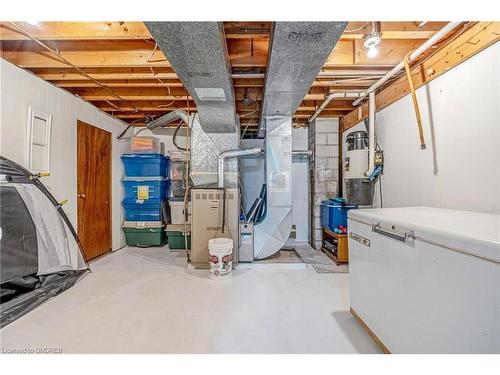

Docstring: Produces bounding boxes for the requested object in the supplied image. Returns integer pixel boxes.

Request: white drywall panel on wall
[0,58,131,250]
[342,42,500,214]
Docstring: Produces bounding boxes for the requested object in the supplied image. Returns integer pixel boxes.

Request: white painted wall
[0,58,132,250]
[342,42,500,214]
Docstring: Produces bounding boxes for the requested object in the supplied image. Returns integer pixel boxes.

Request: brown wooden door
[77,120,112,260]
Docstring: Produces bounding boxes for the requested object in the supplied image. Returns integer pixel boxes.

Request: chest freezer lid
[348,207,500,263]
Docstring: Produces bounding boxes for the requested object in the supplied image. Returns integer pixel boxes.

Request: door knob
[78,193,86,198]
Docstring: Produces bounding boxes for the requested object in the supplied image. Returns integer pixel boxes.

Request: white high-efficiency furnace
[348,207,500,353]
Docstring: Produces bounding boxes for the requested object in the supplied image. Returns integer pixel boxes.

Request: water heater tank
[344,131,374,206]
[344,131,369,179]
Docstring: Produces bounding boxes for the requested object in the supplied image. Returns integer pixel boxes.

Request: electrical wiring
[239,98,259,118]
[343,23,370,33]
[241,121,258,139]
[149,66,167,85]
[156,100,176,108]
[172,92,193,152]
[104,99,123,111]
[172,120,188,151]
[7,22,140,114]
[240,91,260,138]
[116,118,143,140]
[145,42,168,63]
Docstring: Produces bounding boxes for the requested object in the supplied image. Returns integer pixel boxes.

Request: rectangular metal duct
[252,22,347,258]
[258,22,347,137]
[145,22,237,134]
[190,115,240,187]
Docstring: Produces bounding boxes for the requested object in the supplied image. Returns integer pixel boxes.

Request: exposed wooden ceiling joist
[340,22,500,131]
[340,22,449,40]
[0,49,169,68]
[1,21,483,134]
[223,22,272,39]
[0,22,152,40]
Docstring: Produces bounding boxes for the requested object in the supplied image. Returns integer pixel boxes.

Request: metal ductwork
[253,116,292,259]
[145,22,240,187]
[258,22,347,137]
[218,148,263,188]
[146,110,189,131]
[145,22,238,134]
[254,22,347,259]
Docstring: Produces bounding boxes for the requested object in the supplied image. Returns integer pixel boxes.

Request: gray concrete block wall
[309,118,340,250]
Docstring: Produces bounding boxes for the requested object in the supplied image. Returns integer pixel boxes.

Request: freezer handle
[371,223,413,243]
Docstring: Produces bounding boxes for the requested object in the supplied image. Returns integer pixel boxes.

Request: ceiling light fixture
[363,22,381,58]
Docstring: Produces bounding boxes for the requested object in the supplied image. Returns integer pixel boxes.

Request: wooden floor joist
[0,22,152,40]
[340,22,500,132]
[3,21,497,130]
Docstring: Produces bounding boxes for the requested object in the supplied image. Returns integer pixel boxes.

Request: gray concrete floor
[0,245,381,354]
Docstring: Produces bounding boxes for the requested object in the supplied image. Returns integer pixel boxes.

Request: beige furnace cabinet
[190,188,240,268]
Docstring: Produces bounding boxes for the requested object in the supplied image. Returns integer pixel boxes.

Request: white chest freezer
[348,207,500,353]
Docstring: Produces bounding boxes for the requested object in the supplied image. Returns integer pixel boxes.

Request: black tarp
[0,271,85,328]
[0,185,38,284]
[0,156,89,328]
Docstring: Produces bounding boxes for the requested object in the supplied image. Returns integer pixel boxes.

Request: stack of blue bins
[320,197,357,232]
[121,154,170,222]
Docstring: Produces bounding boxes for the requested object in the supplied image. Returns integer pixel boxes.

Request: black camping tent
[0,156,90,328]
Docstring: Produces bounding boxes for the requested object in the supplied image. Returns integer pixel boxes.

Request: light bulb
[367,45,378,58]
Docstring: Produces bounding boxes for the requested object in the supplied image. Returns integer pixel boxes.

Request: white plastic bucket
[208,238,233,280]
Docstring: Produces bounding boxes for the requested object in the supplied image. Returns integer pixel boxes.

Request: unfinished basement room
[0,1,499,371]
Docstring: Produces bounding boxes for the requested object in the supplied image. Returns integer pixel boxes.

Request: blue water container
[320,199,357,230]
[122,177,170,200]
[122,199,163,221]
[121,154,170,177]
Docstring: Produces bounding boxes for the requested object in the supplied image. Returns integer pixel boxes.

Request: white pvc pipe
[352,22,461,106]
[308,91,365,123]
[366,92,376,176]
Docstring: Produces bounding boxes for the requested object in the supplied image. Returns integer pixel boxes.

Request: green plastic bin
[166,224,191,250]
[123,221,166,247]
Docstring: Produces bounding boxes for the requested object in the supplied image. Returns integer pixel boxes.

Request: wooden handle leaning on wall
[404,52,426,150]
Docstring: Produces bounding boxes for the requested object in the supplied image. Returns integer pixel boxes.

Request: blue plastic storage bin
[122,177,170,200]
[122,199,164,221]
[320,200,357,231]
[121,153,169,177]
